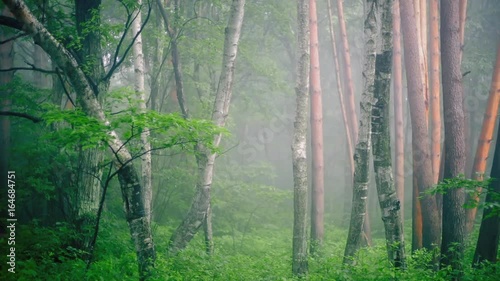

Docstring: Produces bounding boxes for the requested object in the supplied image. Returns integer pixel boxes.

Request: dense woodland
[0,0,499,280]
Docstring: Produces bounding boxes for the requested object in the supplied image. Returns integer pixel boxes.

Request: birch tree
[371,0,405,268]
[132,0,152,223]
[343,0,377,265]
[167,0,246,256]
[292,0,309,275]
[0,1,156,278]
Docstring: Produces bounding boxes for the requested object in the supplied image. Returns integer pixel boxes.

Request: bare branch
[0,111,43,123]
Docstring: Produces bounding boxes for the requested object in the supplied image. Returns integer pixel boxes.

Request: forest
[0,0,499,280]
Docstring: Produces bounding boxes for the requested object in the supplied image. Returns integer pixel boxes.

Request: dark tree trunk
[440,0,467,278]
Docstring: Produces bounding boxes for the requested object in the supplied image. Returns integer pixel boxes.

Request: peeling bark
[343,0,377,265]
[371,0,405,268]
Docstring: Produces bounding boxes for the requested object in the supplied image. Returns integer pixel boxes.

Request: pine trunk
[400,0,441,251]
[466,44,500,234]
[343,0,378,265]
[473,112,500,266]
[292,0,309,276]
[440,0,467,277]
[430,0,442,185]
[309,0,324,253]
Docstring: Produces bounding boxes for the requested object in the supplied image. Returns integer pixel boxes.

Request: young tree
[371,0,406,268]
[400,0,441,251]
[292,0,309,275]
[167,0,246,256]
[326,0,354,200]
[344,0,378,265]
[309,0,325,253]
[1,1,156,278]
[440,0,467,276]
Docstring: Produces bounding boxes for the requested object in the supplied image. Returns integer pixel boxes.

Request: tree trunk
[309,0,324,254]
[392,0,405,224]
[440,0,467,277]
[327,0,356,233]
[1,1,157,278]
[343,0,377,265]
[167,0,245,256]
[0,7,14,213]
[466,43,500,234]
[292,0,309,275]
[74,0,105,254]
[400,0,441,251]
[430,0,442,186]
[371,0,406,268]
[132,0,152,223]
[473,111,500,266]
[458,0,467,63]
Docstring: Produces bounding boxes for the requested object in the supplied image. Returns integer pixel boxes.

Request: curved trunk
[167,0,245,256]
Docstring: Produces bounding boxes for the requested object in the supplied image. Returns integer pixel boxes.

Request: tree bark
[430,0,442,186]
[292,0,309,275]
[392,0,405,224]
[473,109,500,266]
[1,1,156,278]
[400,0,441,251]
[74,0,105,254]
[132,0,152,223]
[466,43,500,234]
[167,0,245,256]
[440,0,467,277]
[343,0,377,265]
[458,0,467,63]
[309,0,324,253]
[371,0,406,268]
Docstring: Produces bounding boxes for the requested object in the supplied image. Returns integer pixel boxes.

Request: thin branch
[102,1,152,83]
[0,111,43,123]
[0,66,57,74]
[0,32,27,44]
[55,69,75,108]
